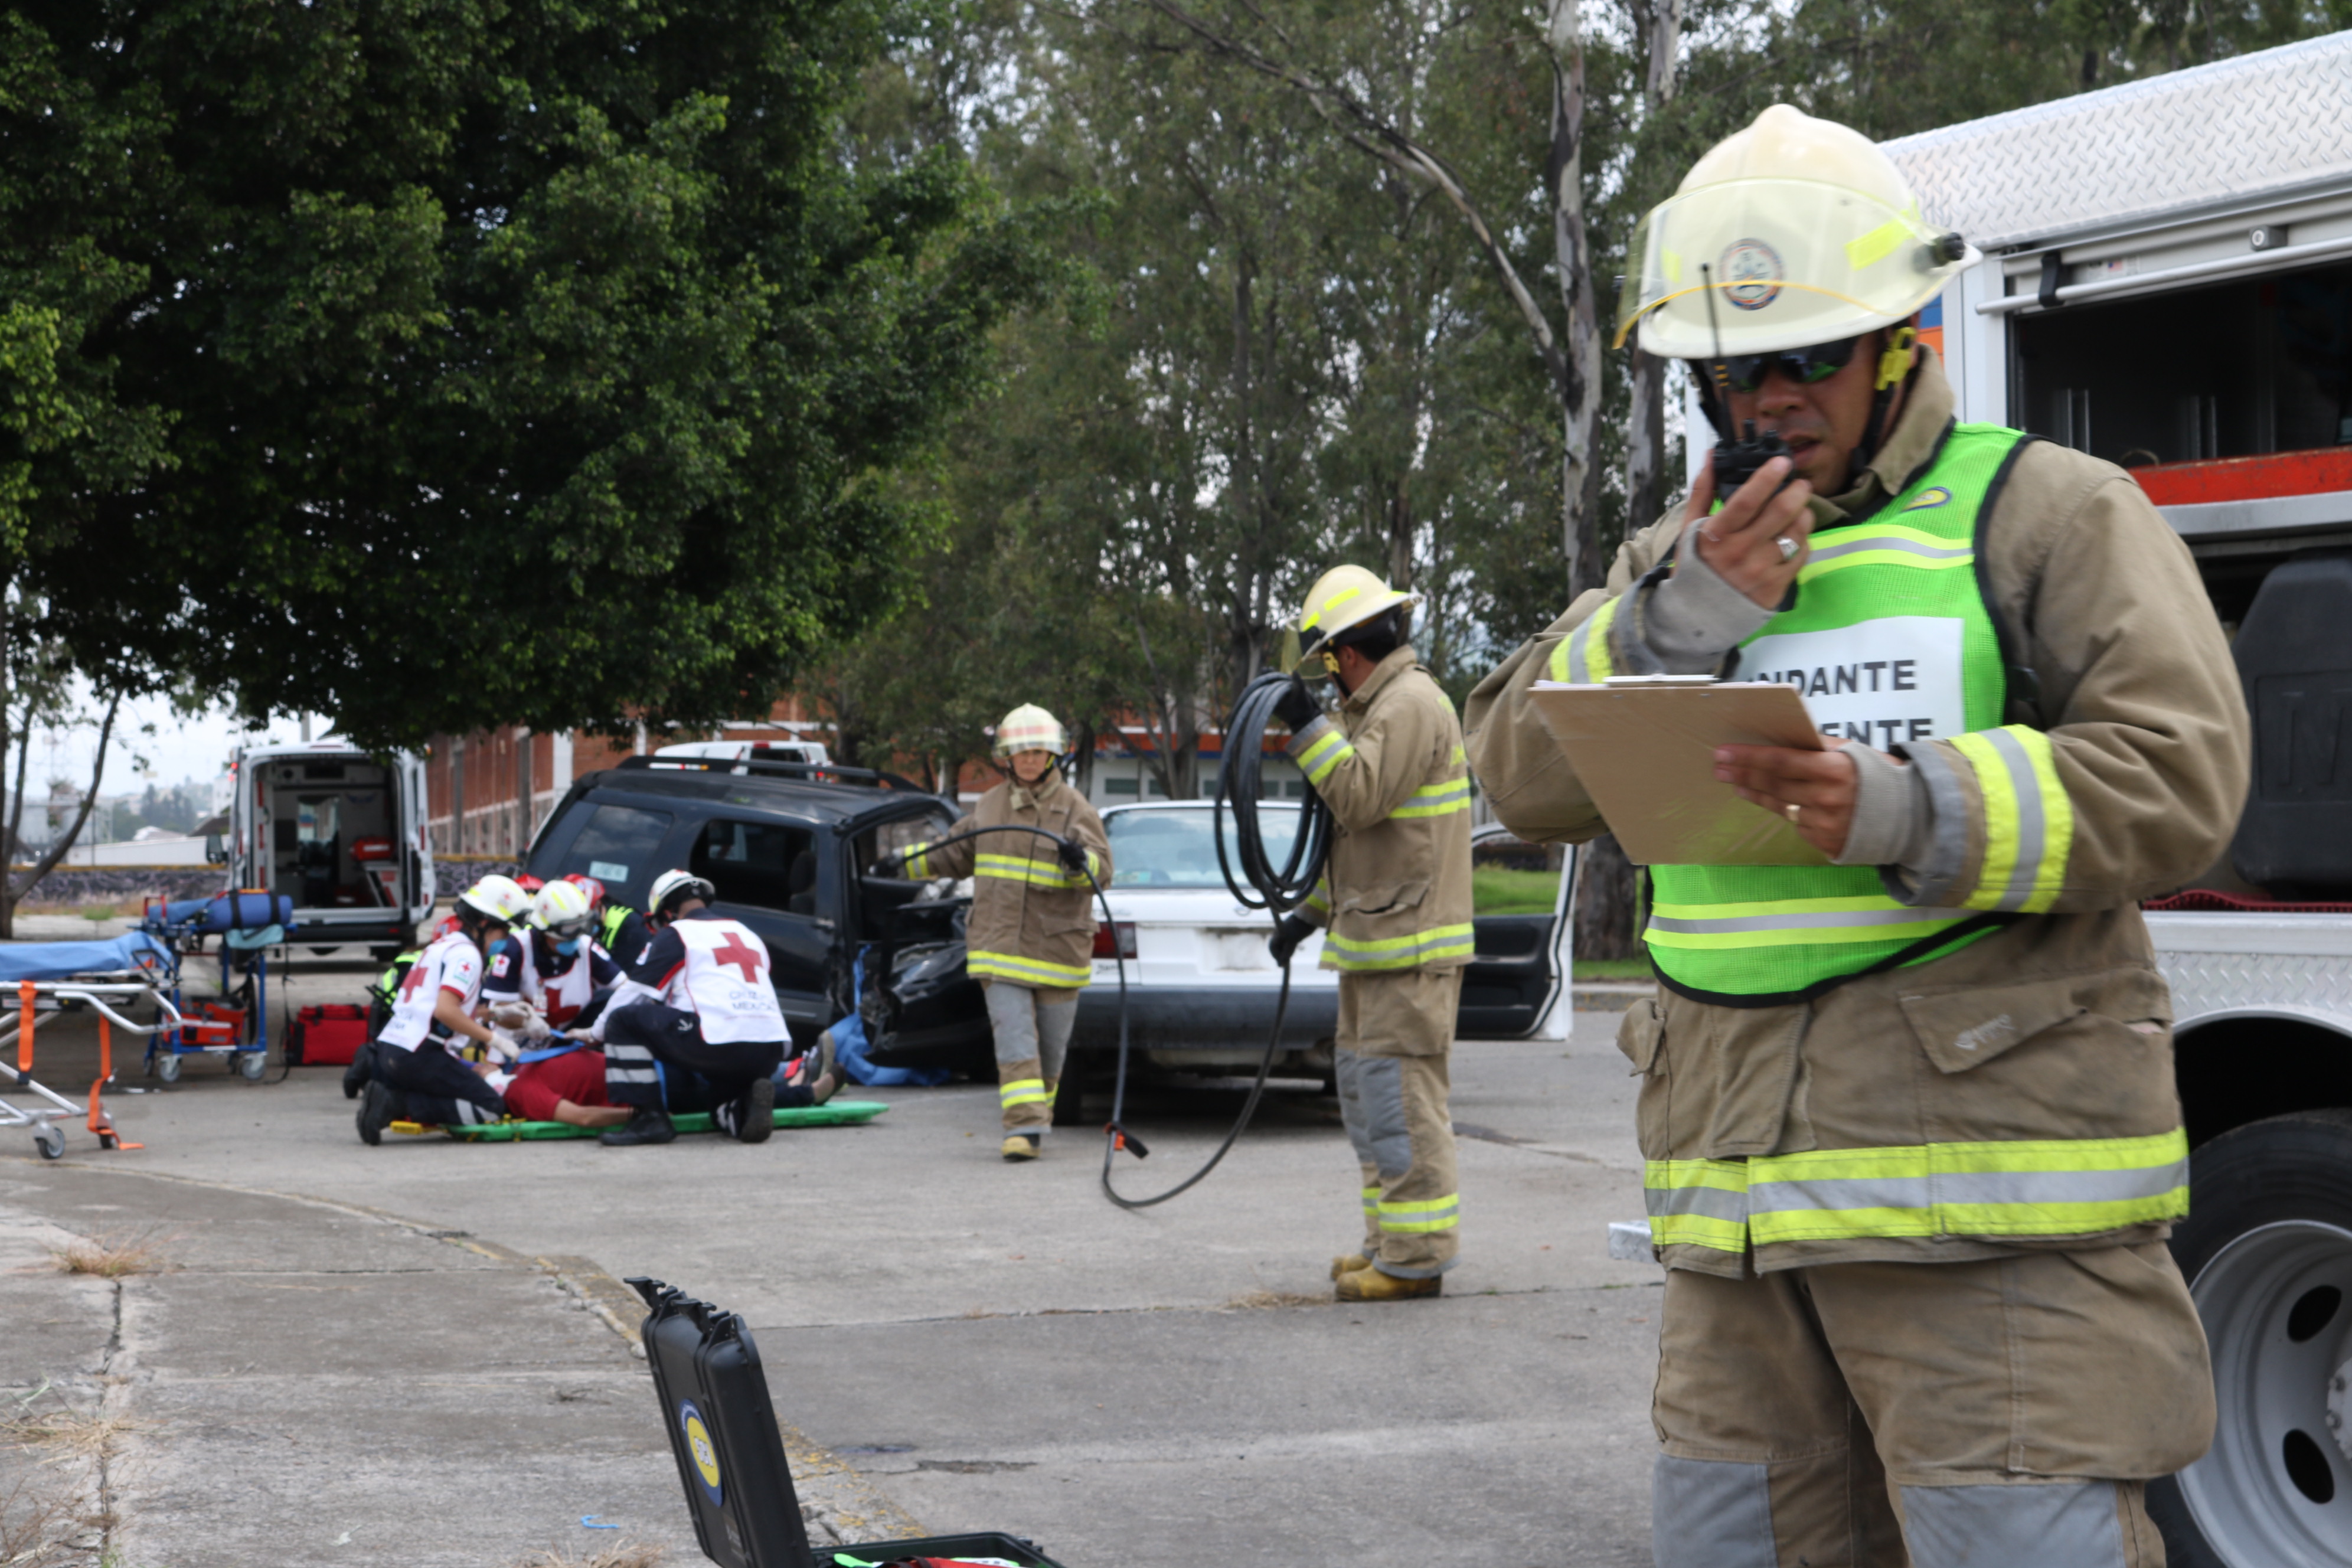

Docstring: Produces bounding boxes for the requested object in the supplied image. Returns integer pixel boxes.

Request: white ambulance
[220,742,436,955]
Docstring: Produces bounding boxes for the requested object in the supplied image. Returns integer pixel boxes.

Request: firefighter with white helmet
[356,874,535,1144]
[1465,104,2249,1564]
[1265,564,1473,1302]
[871,704,1110,1159]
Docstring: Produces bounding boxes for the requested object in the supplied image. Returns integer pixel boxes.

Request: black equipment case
[628,1278,1070,1568]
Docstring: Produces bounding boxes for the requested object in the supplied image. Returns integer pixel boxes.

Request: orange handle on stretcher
[85,1015,141,1152]
[16,981,31,1087]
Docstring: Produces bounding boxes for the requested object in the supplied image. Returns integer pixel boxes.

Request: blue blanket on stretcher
[0,933,176,983]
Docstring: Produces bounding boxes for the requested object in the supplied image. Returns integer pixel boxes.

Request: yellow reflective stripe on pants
[1361,1184,1380,1218]
[1321,923,1474,971]
[968,950,1093,986]
[1291,719,1355,786]
[1377,1193,1459,1233]
[1643,1131,2189,1250]
[1546,594,1621,684]
[1952,725,2075,915]
[1389,778,1470,819]
[999,1077,1049,1109]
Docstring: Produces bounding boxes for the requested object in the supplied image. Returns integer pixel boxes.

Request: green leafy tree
[1,0,1061,749]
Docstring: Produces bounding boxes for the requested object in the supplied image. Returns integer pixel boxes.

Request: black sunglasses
[1695,335,1864,394]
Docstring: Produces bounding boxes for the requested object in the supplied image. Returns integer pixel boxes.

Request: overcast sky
[30,694,325,798]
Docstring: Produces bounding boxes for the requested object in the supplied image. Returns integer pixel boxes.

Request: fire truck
[1876,32,2352,1566]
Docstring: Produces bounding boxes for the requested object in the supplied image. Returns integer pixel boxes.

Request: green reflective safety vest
[1645,424,2072,1005]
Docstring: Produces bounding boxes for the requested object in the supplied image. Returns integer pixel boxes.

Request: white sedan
[1064,802,1574,1112]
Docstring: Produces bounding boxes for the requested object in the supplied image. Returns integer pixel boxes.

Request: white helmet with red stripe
[991,703,1066,762]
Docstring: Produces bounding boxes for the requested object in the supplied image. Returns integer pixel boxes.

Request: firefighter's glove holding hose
[1055,838,1089,877]
[1267,913,1315,968]
[1271,675,1321,731]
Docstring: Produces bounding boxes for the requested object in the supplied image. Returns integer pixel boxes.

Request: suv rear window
[690,817,819,915]
[548,803,673,890]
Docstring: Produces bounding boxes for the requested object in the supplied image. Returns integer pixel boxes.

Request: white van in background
[221,743,436,955]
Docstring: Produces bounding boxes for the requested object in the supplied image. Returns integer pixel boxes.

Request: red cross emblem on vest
[711,932,766,984]
[400,961,432,1001]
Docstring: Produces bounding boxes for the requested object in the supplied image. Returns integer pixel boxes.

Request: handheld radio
[1699,262,1794,495]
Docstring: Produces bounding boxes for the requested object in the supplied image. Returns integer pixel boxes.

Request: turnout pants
[603,1005,784,1127]
[985,981,1076,1135]
[378,1039,506,1126]
[1334,967,1462,1279]
[1652,1244,2214,1567]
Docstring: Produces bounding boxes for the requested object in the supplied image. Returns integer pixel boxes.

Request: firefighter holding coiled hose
[1257,565,1474,1302]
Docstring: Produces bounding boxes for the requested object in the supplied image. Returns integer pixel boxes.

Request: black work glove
[868,857,900,878]
[1271,675,1321,731]
[1267,913,1315,968]
[1055,838,1090,877]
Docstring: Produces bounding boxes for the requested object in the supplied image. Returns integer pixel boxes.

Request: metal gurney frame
[0,933,187,1159]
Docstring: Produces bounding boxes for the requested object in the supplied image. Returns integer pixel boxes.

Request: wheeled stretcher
[0,932,185,1159]
[136,893,292,1082]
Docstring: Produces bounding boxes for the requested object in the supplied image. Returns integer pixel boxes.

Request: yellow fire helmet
[1295,564,1415,677]
[992,703,1067,760]
[1615,104,1975,361]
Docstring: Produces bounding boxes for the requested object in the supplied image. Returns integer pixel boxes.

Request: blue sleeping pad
[0,932,177,983]
[151,893,293,933]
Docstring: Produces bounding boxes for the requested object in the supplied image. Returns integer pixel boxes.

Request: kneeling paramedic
[1463,104,2250,1567]
[1266,567,1472,1303]
[873,704,1109,1161]
[484,878,622,1033]
[357,876,535,1144]
[584,870,790,1147]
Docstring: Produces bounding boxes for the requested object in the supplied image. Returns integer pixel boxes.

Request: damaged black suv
[522,756,991,1061]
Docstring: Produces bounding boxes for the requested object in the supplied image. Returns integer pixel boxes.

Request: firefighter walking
[876,705,1110,1160]
[1465,104,2249,1565]
[1266,567,1472,1303]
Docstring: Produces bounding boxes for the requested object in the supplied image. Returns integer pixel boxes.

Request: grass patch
[50,1227,176,1280]
[1471,867,1557,915]
[4,1407,147,1468]
[1224,1289,1328,1311]
[1573,958,1651,981]
[512,1543,667,1568]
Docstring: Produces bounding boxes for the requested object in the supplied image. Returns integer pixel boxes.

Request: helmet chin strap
[1850,325,1919,482]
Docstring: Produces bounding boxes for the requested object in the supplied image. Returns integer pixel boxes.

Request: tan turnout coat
[1464,351,2252,1275]
[897,770,1110,993]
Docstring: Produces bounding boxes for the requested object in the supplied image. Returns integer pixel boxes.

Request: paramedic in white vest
[585,869,789,1146]
[482,878,622,1032]
[355,875,536,1145]
[1464,106,2250,1566]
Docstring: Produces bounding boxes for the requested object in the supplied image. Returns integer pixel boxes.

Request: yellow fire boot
[1001,1133,1041,1161]
[1331,1251,1373,1280]
[1335,1265,1442,1302]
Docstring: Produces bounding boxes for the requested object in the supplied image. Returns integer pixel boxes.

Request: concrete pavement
[0,952,1661,1565]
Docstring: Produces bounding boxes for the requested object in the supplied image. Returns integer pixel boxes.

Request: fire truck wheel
[2153,1109,2352,1568]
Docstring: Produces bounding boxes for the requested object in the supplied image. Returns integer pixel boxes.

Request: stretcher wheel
[237,1050,267,1082]
[97,1132,117,1151]
[33,1126,64,1161]
[155,1053,181,1084]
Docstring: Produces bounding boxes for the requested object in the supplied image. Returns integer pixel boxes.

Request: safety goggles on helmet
[1696,334,1863,395]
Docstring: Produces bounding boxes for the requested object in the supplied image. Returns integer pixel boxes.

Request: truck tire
[2154,1109,2352,1568]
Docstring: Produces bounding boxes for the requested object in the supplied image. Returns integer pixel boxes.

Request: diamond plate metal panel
[1882,32,2352,250]
[2161,950,2352,1030]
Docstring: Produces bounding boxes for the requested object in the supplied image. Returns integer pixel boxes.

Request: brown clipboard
[1527,679,1831,866]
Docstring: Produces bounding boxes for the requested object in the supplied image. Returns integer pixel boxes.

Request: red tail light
[1091,921,1138,959]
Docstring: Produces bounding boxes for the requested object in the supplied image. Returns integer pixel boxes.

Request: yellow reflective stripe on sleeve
[1644,1158,1752,1253]
[1305,881,1332,918]
[1951,726,2074,914]
[968,950,1095,987]
[1545,594,1621,684]
[1745,1129,2188,1246]
[902,842,932,879]
[1376,1194,1460,1233]
[999,1077,1050,1108]
[1320,923,1475,970]
[1389,778,1471,819]
[1293,724,1355,786]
